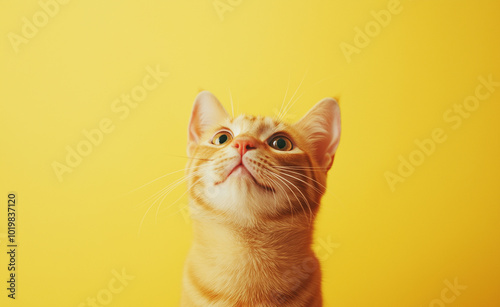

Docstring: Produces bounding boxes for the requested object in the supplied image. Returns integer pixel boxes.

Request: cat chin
[206,184,281,219]
[205,176,274,208]
[198,171,290,221]
[218,174,267,193]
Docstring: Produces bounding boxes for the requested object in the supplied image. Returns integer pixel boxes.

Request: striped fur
[181,91,340,306]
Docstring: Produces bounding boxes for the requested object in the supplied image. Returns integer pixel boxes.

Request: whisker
[137,170,202,235]
[154,176,204,224]
[152,175,195,215]
[138,173,196,229]
[278,68,309,122]
[274,165,326,170]
[280,75,332,119]
[276,72,291,120]
[276,166,349,208]
[274,165,328,190]
[134,170,199,209]
[271,172,314,225]
[134,184,172,210]
[260,172,280,213]
[276,170,323,226]
[167,186,231,221]
[125,165,200,196]
[274,167,327,191]
[164,154,214,161]
[277,170,323,194]
[268,171,305,222]
[262,170,294,222]
[228,87,235,119]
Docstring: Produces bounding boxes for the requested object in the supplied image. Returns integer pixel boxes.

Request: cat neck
[185,200,322,305]
[190,209,315,257]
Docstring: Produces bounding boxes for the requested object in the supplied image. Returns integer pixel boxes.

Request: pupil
[219,134,228,144]
[277,138,286,149]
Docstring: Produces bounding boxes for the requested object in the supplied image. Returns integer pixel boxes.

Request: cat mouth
[218,162,275,192]
[227,164,251,177]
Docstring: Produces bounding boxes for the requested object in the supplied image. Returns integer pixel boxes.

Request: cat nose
[233,137,257,156]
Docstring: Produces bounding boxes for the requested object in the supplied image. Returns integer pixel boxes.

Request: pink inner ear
[188,91,229,146]
[188,104,205,145]
[294,98,341,170]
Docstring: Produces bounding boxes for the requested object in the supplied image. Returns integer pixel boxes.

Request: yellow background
[1,0,499,306]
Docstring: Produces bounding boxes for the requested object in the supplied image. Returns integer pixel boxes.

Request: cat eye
[269,136,293,151]
[211,131,233,145]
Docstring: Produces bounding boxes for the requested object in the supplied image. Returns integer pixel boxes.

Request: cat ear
[294,98,341,170]
[188,91,229,153]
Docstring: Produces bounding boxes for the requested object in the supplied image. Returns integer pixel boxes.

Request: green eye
[269,136,293,151]
[212,131,233,145]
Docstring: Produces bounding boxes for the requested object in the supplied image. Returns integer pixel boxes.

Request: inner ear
[294,98,341,170]
[187,91,229,154]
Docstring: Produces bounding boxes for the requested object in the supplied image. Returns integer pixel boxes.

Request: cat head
[186,91,341,224]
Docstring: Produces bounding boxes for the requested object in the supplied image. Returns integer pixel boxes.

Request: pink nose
[233,137,257,156]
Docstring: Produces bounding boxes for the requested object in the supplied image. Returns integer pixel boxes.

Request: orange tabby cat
[181,91,341,306]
